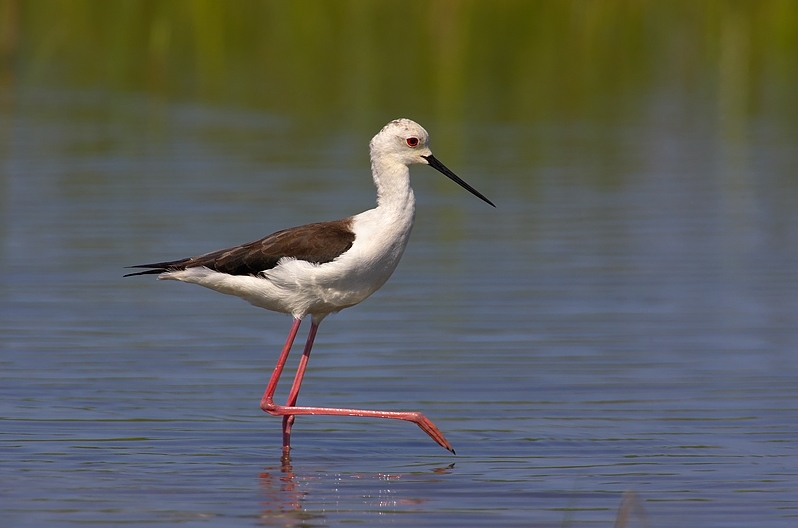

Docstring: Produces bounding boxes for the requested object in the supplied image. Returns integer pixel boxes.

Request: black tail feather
[124,259,190,277]
[123,267,170,277]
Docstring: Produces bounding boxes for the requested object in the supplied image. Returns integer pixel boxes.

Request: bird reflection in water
[257,457,456,524]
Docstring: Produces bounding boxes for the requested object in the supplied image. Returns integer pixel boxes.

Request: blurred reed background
[1,0,795,138]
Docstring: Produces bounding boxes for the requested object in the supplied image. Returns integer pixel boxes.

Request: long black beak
[423,155,495,207]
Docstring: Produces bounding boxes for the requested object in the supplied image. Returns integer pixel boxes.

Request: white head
[369,118,433,166]
[370,119,495,207]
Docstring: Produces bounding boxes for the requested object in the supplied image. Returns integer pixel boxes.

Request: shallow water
[2,89,797,527]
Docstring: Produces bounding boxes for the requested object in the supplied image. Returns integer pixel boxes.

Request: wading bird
[126,119,494,456]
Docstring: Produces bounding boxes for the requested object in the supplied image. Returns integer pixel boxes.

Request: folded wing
[124,218,355,277]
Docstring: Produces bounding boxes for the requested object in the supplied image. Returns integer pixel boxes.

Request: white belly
[160,207,414,321]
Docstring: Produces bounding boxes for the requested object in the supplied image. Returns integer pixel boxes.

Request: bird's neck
[372,158,416,217]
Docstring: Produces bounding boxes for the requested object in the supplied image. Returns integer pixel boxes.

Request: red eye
[406,137,419,147]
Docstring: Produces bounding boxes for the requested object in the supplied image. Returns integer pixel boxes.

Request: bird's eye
[406,137,419,147]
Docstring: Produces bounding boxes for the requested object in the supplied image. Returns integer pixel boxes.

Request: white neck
[371,156,416,217]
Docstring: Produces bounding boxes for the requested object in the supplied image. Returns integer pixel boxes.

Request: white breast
[163,202,415,321]
[262,204,415,318]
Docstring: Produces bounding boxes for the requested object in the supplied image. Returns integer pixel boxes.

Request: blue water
[2,90,797,527]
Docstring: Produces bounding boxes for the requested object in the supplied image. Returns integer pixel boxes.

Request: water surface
[2,87,796,527]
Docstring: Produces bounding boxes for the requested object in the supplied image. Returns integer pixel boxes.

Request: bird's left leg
[281,321,319,454]
[260,318,303,454]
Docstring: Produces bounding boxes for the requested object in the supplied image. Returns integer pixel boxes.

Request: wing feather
[125,218,355,277]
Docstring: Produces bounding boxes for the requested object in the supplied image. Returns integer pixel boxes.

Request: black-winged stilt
[126,118,494,456]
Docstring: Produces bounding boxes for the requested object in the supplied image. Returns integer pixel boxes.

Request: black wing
[124,218,355,277]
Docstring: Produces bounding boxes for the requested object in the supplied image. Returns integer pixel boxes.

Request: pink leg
[260,318,302,449]
[280,321,319,452]
[260,320,455,455]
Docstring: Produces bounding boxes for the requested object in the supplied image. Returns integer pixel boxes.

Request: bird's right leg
[260,318,455,455]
